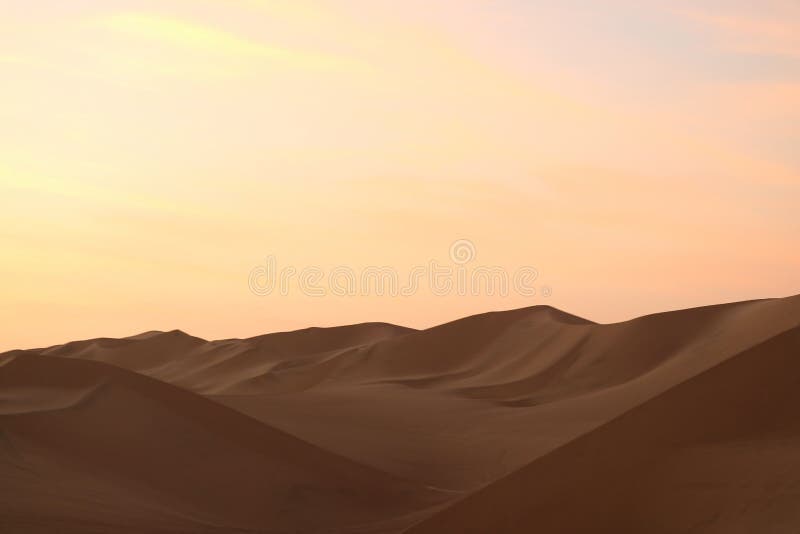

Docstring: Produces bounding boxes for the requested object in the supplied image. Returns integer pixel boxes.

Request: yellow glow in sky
[1,0,798,350]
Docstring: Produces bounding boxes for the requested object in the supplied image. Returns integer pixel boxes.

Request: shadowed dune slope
[0,354,444,534]
[404,325,800,534]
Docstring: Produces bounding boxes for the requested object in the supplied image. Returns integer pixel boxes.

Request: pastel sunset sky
[2,0,798,350]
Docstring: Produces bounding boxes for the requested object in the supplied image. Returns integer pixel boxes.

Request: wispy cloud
[675,6,800,58]
[97,12,344,70]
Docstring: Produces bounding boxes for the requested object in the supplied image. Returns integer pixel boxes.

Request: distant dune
[2,295,800,533]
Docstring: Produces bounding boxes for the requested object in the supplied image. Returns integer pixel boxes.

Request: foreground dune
[2,294,799,532]
[405,325,800,533]
[0,354,444,533]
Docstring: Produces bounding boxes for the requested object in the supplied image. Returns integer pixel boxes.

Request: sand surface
[2,295,799,532]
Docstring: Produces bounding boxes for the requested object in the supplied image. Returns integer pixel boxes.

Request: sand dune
[211,297,799,489]
[405,325,800,533]
[0,354,443,533]
[32,322,414,395]
[2,294,800,532]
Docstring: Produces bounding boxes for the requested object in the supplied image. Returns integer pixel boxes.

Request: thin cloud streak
[673,6,800,58]
[96,11,354,71]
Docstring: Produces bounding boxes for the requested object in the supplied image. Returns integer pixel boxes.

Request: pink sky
[1,0,798,350]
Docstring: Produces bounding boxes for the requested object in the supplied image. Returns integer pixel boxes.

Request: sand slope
[3,294,800,532]
[404,325,800,533]
[0,354,443,534]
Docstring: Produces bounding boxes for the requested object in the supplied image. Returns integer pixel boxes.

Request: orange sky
[1,0,798,350]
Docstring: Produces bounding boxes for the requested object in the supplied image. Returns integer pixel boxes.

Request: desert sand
[2,295,799,533]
